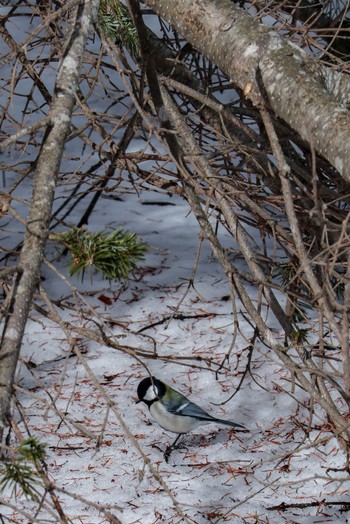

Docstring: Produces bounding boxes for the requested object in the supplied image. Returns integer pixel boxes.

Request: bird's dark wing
[163,385,246,429]
[167,399,212,419]
[167,399,246,429]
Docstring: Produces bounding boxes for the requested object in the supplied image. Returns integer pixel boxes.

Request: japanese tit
[136,376,246,456]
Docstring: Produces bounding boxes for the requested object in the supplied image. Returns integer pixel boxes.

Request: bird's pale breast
[149,401,209,434]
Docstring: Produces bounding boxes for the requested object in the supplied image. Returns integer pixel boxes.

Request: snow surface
[1,188,349,524]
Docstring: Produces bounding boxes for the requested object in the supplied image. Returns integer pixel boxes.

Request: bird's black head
[136,376,166,407]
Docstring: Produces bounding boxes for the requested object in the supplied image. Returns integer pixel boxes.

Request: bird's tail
[216,418,247,431]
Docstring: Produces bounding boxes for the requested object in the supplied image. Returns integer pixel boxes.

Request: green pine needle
[290,328,309,345]
[0,437,46,500]
[98,0,139,58]
[0,462,40,500]
[18,437,47,465]
[53,227,148,282]
[277,260,300,288]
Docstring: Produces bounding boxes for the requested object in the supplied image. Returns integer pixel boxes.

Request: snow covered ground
[1,189,349,524]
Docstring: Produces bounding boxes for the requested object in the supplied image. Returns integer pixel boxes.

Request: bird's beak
[135,398,141,404]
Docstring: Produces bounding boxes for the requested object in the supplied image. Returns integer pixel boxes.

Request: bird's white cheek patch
[143,385,158,401]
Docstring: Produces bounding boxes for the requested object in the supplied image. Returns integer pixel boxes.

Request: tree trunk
[0,0,99,443]
[144,0,350,182]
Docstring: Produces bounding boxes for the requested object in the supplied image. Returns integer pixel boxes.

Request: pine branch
[51,227,148,282]
[0,437,47,500]
[98,0,139,58]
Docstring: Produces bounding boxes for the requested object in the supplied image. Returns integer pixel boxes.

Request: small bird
[136,376,246,459]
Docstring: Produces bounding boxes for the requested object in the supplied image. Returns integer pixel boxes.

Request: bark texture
[144,0,350,182]
[0,0,99,441]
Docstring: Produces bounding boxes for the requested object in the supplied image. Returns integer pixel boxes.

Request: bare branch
[0,0,99,442]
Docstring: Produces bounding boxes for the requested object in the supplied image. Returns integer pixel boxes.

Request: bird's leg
[164,434,184,462]
[171,434,182,448]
